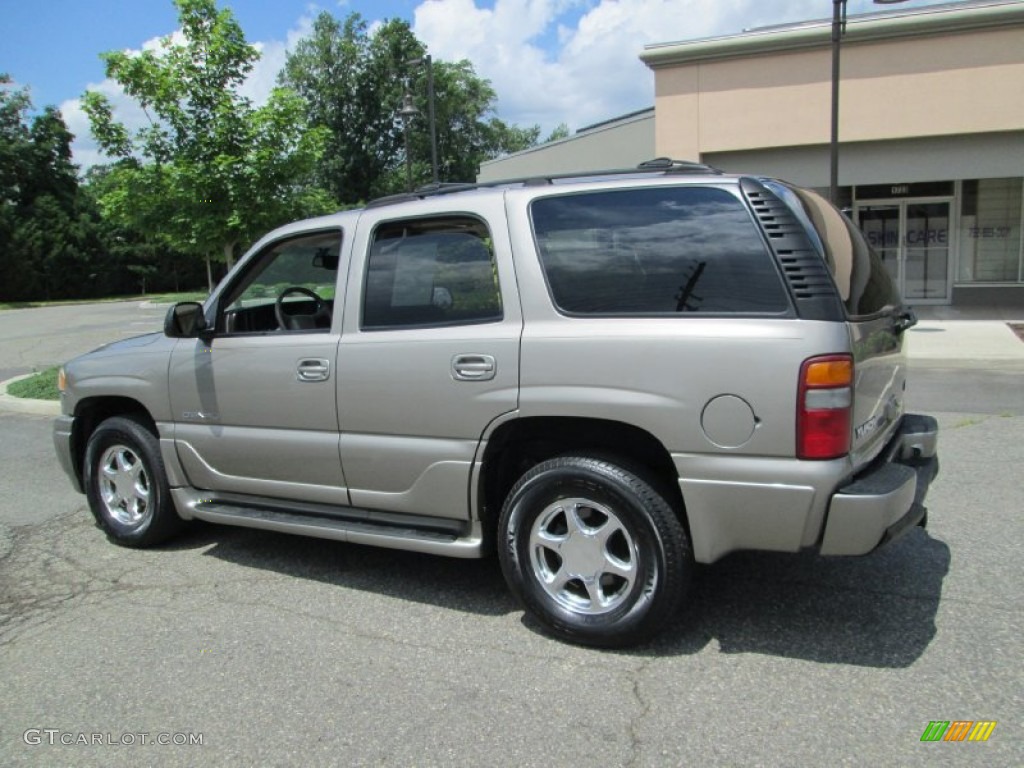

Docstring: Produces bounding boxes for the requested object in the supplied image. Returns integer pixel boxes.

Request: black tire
[498,455,691,648]
[83,415,184,548]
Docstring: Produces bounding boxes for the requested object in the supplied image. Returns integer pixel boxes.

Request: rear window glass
[775,184,899,317]
[530,187,789,315]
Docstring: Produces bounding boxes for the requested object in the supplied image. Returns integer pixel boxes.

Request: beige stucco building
[482,0,1024,307]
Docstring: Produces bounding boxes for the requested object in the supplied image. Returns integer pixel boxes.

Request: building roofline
[577,107,655,134]
[479,107,654,169]
[640,0,1024,69]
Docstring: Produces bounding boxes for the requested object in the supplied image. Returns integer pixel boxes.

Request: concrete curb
[0,374,61,417]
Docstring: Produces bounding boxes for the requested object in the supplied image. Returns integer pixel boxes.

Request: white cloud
[413,0,947,134]
[411,0,774,133]
[239,13,316,104]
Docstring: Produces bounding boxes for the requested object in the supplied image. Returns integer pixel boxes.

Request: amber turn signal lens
[57,367,66,393]
[803,358,852,387]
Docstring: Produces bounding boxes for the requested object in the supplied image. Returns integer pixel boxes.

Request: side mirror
[164,302,209,338]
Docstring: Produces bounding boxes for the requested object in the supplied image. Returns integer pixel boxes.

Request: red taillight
[797,354,853,460]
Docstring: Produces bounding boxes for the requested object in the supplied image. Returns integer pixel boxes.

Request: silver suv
[53,160,939,647]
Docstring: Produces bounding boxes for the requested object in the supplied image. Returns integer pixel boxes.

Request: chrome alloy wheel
[97,444,151,527]
[528,497,639,615]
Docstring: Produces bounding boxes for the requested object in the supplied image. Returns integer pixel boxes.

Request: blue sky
[4,0,956,167]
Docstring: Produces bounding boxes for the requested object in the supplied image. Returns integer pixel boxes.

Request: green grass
[6,367,61,401]
[136,291,209,304]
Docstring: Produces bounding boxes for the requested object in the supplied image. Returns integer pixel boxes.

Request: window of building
[363,216,501,329]
[530,187,789,315]
[958,178,1023,284]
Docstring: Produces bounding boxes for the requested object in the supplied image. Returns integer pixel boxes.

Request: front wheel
[83,415,184,548]
[498,456,691,648]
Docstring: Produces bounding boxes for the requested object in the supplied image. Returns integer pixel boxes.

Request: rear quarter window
[530,186,790,315]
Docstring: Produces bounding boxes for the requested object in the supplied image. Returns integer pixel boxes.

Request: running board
[170,489,484,558]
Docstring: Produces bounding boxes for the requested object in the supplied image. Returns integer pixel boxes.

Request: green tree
[280,13,422,204]
[83,163,205,295]
[543,123,570,143]
[0,76,109,301]
[83,0,333,289]
[400,59,538,189]
[280,11,545,204]
[0,76,32,298]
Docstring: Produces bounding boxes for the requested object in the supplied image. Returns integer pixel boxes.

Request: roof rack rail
[364,192,420,209]
[363,158,721,208]
[364,182,482,209]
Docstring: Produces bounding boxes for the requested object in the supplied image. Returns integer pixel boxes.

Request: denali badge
[181,411,220,422]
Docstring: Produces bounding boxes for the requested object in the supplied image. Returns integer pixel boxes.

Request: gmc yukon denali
[53,160,939,647]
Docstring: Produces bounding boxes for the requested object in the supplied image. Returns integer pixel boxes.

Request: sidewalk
[906,322,1024,365]
[906,306,1024,366]
[911,305,1024,322]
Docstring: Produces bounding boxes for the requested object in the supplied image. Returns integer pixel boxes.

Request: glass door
[903,202,950,302]
[855,200,952,303]
[857,204,902,289]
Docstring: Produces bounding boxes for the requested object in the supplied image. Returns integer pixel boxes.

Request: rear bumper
[819,414,939,555]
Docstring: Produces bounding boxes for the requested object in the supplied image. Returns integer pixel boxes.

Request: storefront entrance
[855,199,953,304]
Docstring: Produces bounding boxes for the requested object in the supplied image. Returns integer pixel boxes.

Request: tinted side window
[781,185,899,317]
[363,216,501,329]
[530,187,789,315]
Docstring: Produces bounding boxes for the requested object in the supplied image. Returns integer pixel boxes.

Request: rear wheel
[83,416,184,547]
[498,455,691,647]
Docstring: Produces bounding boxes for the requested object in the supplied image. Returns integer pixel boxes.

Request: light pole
[398,90,418,192]
[830,0,910,205]
[406,55,439,185]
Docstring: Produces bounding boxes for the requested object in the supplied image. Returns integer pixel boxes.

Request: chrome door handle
[296,358,330,382]
[452,354,496,381]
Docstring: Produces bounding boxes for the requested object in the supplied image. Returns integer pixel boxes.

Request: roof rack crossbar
[364,158,721,208]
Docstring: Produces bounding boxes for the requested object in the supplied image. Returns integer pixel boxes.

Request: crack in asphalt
[0,513,637,672]
[0,516,275,646]
[625,658,652,768]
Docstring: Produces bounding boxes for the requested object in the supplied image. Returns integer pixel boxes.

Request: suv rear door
[774,184,910,468]
[335,195,522,521]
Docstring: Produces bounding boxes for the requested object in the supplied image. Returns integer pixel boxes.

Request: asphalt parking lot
[0,302,1021,766]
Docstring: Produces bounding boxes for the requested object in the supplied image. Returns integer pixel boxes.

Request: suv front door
[168,230,351,506]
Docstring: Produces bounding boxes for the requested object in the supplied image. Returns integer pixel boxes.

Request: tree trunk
[223,242,235,271]
[205,253,214,293]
